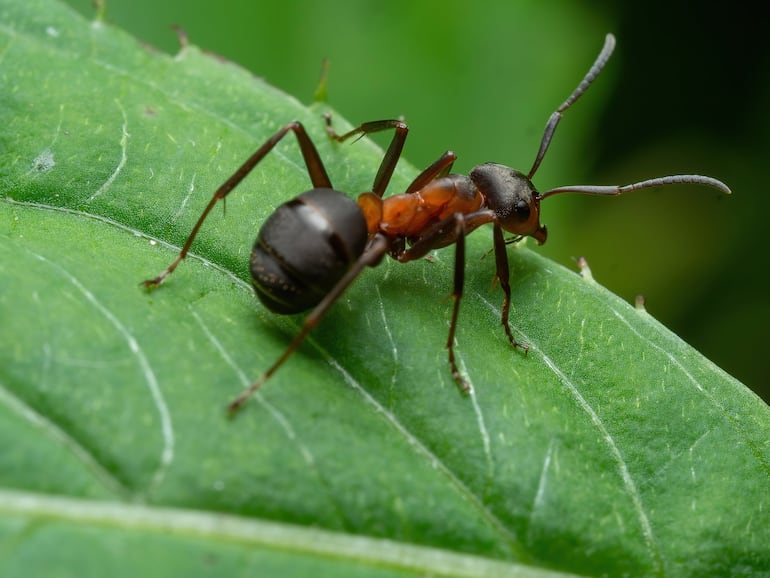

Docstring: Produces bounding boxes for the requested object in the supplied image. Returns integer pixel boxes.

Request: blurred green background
[64,0,768,402]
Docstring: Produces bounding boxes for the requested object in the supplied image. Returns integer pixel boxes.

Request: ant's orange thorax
[358,175,483,238]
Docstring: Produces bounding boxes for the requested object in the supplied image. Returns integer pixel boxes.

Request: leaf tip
[171,24,190,52]
[313,59,330,104]
[93,0,106,23]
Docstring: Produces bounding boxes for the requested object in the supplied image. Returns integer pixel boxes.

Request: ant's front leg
[492,224,529,353]
[324,114,407,198]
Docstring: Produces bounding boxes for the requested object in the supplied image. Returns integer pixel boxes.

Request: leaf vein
[1,198,251,288]
[18,243,175,494]
[0,380,129,497]
[456,351,495,483]
[374,284,399,397]
[0,488,580,578]
[189,310,317,466]
[609,305,770,477]
[87,99,129,202]
[326,356,524,558]
[531,439,555,515]
[190,309,355,529]
[476,294,662,572]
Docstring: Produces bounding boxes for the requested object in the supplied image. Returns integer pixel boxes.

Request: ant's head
[470,34,730,248]
[465,35,618,247]
[471,161,731,248]
[470,163,548,244]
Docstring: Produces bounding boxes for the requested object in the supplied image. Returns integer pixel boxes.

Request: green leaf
[1,1,768,577]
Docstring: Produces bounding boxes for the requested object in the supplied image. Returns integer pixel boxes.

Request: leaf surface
[0,1,768,576]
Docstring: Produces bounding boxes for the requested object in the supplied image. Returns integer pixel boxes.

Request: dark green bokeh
[63,0,768,401]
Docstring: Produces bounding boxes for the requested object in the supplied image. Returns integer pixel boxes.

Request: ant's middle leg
[397,210,496,393]
[325,114,458,198]
[143,121,331,288]
[324,114,407,198]
[404,151,457,195]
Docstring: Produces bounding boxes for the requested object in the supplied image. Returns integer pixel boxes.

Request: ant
[143,34,730,413]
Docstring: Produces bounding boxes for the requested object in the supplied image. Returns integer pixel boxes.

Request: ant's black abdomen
[250,188,368,314]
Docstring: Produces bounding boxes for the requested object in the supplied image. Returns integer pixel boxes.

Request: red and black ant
[143,34,730,413]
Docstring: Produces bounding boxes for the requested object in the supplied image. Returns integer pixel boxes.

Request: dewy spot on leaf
[31,149,55,173]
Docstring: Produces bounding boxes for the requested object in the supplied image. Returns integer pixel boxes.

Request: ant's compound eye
[514,199,530,220]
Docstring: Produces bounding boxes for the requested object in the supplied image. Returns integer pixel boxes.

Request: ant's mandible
[143,34,731,413]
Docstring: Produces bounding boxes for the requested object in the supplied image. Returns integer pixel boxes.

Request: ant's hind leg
[143,121,333,288]
[227,234,391,414]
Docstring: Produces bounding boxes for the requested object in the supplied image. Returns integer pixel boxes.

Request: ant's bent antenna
[526,34,731,200]
[528,33,616,179]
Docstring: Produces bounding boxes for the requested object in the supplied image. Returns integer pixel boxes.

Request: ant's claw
[141,277,163,290]
[451,371,473,395]
[226,400,243,417]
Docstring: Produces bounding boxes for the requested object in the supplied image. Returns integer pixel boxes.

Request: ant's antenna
[527,33,731,199]
[540,175,732,199]
[528,33,616,179]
